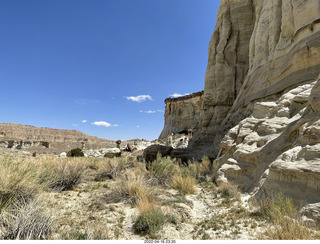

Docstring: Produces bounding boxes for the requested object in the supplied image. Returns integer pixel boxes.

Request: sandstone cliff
[207,0,320,205]
[159,0,320,206]
[195,0,320,158]
[159,91,203,139]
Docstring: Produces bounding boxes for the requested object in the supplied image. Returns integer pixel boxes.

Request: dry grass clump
[0,156,53,240]
[172,175,197,195]
[179,156,215,182]
[194,156,214,180]
[38,158,86,191]
[105,169,154,205]
[217,182,241,204]
[147,154,178,186]
[94,156,143,181]
[254,194,320,240]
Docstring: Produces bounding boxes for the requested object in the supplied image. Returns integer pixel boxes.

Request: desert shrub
[39,159,85,191]
[133,199,167,237]
[172,175,197,195]
[1,197,53,240]
[147,154,178,186]
[67,148,84,157]
[134,198,177,237]
[105,170,153,205]
[0,157,39,212]
[133,208,166,236]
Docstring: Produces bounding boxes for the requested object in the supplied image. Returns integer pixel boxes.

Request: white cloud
[170,93,190,98]
[136,125,140,128]
[140,110,156,114]
[126,95,152,102]
[140,109,164,114]
[81,120,87,123]
[92,121,112,127]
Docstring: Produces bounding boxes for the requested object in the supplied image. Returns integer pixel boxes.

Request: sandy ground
[44,176,268,240]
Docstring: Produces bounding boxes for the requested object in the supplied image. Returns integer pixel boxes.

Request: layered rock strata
[0,123,115,154]
[159,91,204,139]
[0,123,110,143]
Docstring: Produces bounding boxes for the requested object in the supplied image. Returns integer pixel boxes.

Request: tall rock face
[159,0,320,205]
[159,91,203,139]
[201,0,255,130]
[206,0,320,205]
[193,0,320,159]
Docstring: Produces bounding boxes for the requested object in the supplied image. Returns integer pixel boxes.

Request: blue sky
[0,0,220,141]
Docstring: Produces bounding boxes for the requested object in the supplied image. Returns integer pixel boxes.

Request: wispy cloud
[72,124,79,127]
[126,95,152,102]
[140,110,156,114]
[140,109,164,114]
[170,93,190,98]
[81,120,87,123]
[136,125,140,128]
[92,121,118,128]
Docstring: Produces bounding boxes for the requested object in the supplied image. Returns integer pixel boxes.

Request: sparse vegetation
[0,154,319,240]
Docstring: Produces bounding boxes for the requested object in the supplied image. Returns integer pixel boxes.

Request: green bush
[67,148,84,157]
[147,153,178,186]
[133,208,167,236]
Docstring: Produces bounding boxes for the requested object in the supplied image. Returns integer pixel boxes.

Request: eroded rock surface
[215,79,320,205]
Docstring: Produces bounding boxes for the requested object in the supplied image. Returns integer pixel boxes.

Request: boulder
[125,143,135,152]
[301,203,320,225]
[104,148,121,158]
[143,145,173,162]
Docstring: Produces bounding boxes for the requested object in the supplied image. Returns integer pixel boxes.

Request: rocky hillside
[0,123,111,142]
[158,0,320,206]
[0,123,115,154]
